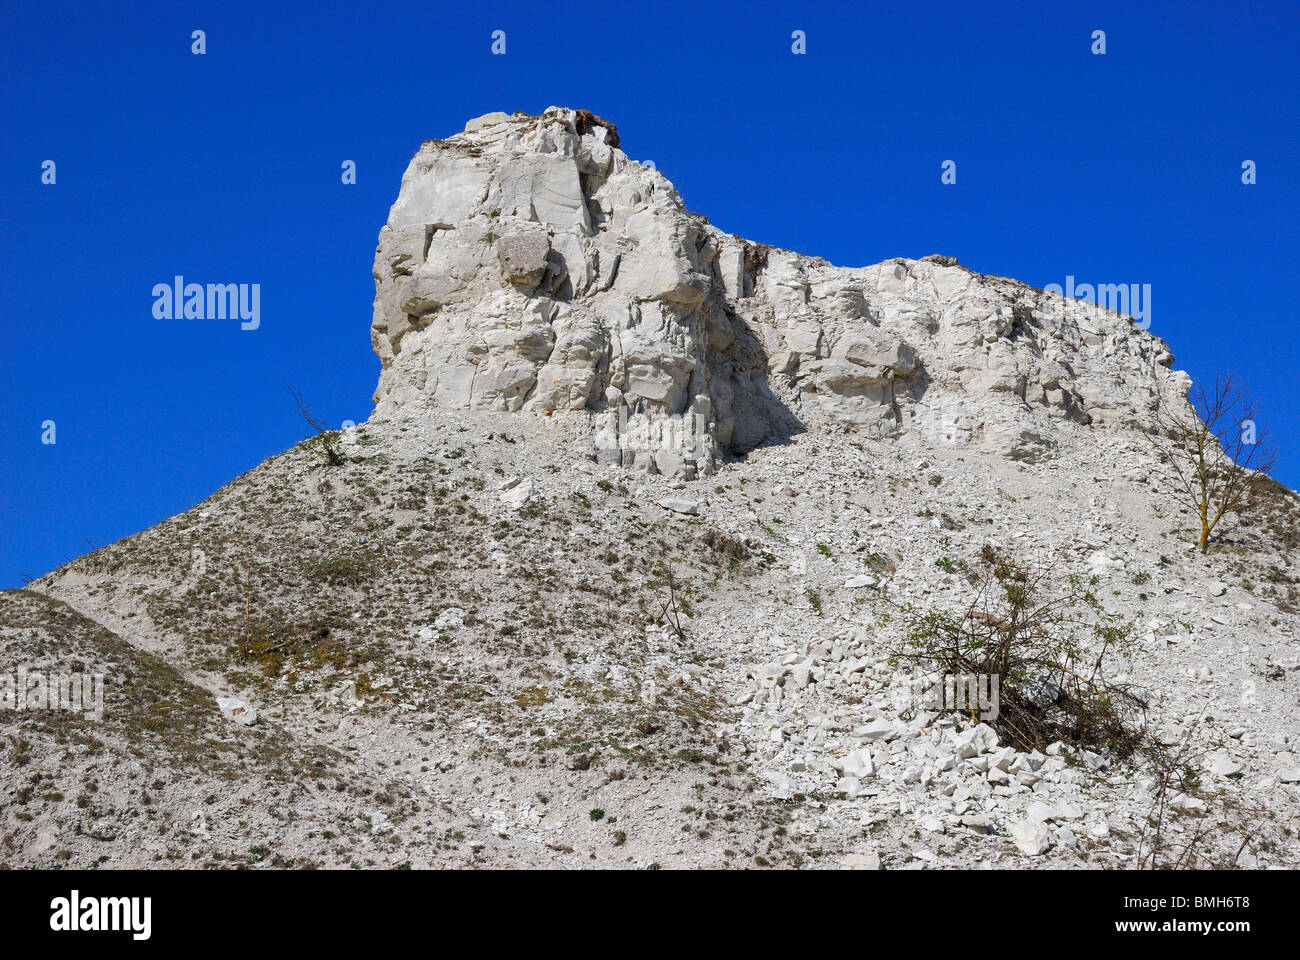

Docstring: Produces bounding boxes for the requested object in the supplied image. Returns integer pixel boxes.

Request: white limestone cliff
[370,107,1186,477]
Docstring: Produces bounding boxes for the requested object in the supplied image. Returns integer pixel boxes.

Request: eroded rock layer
[371,107,1184,476]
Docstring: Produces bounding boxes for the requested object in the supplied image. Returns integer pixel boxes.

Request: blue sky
[2,0,1297,587]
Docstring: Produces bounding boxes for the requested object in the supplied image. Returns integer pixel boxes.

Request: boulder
[1008,820,1052,856]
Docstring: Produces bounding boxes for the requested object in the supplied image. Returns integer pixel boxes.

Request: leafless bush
[648,565,693,643]
[1136,716,1263,869]
[283,380,346,466]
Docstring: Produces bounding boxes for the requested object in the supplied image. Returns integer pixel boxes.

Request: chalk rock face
[370,107,1185,476]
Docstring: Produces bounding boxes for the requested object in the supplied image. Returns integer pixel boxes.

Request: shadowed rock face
[370,106,1186,477]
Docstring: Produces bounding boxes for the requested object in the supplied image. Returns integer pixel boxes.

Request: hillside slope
[7,108,1300,869]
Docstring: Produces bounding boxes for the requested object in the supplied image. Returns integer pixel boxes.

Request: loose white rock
[658,497,701,516]
[1008,820,1052,856]
[217,697,257,726]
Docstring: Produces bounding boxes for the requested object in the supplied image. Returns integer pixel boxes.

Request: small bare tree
[1146,374,1276,554]
[648,564,692,643]
[282,380,346,466]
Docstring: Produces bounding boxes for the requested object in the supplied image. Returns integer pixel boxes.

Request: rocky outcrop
[370,107,1186,476]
